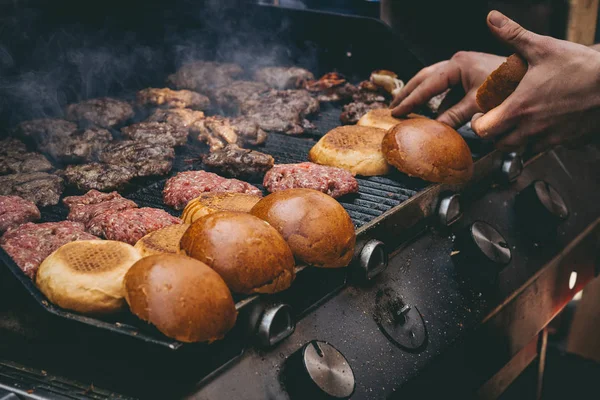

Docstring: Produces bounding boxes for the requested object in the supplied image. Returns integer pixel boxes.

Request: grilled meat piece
[195,116,268,152]
[63,190,138,225]
[121,122,188,147]
[1,221,97,279]
[40,127,112,163]
[86,207,182,245]
[241,89,319,135]
[254,67,314,89]
[0,138,52,175]
[202,144,274,179]
[304,72,358,103]
[340,102,387,125]
[0,172,64,207]
[263,162,359,199]
[167,61,243,92]
[163,170,262,210]
[352,80,388,104]
[0,195,40,234]
[100,141,175,178]
[63,163,136,192]
[65,97,134,128]
[211,81,269,114]
[137,88,210,110]
[146,108,205,129]
[0,138,27,154]
[14,119,77,143]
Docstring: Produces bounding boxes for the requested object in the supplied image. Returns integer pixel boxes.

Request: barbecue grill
[1,1,599,399]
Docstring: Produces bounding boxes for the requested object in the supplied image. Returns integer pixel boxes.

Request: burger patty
[340,102,387,125]
[254,67,314,90]
[99,141,175,177]
[63,163,136,192]
[167,61,243,92]
[195,116,268,152]
[137,88,210,110]
[86,207,182,245]
[163,170,262,210]
[202,144,274,179]
[211,81,269,114]
[263,162,359,199]
[63,190,138,225]
[1,221,97,279]
[0,195,40,234]
[14,119,78,143]
[0,138,52,175]
[39,126,112,163]
[145,108,205,129]
[121,122,189,147]
[0,172,64,207]
[65,97,134,128]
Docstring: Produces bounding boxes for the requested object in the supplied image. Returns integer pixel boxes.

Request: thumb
[436,96,479,128]
[487,10,540,60]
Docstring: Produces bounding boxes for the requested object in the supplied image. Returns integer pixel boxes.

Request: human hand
[471,11,600,152]
[390,52,505,127]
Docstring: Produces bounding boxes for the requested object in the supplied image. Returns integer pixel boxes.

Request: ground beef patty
[340,102,387,125]
[163,170,262,210]
[263,162,359,199]
[0,196,40,234]
[14,119,77,142]
[63,163,136,192]
[0,172,64,207]
[40,126,112,163]
[86,207,182,245]
[99,141,175,177]
[167,61,243,92]
[0,138,52,175]
[65,97,134,128]
[1,221,97,279]
[254,67,314,90]
[202,144,274,180]
[121,122,189,147]
[211,81,269,114]
[146,108,205,129]
[137,88,210,110]
[63,190,138,226]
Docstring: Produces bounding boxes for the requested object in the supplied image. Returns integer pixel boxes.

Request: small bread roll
[251,189,356,268]
[180,211,295,294]
[36,240,141,314]
[382,118,473,185]
[134,223,190,257]
[476,53,527,113]
[308,125,390,176]
[181,193,262,224]
[124,254,237,343]
[357,109,426,131]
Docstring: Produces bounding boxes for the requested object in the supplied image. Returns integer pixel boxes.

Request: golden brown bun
[308,125,390,176]
[180,211,295,294]
[382,118,474,185]
[124,254,236,343]
[36,240,141,314]
[476,53,527,113]
[181,193,262,224]
[251,189,356,268]
[134,224,190,257]
[357,109,426,131]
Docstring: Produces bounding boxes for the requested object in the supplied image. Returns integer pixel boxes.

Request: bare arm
[590,43,600,51]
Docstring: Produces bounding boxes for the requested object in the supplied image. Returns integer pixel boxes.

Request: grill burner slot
[256,303,295,347]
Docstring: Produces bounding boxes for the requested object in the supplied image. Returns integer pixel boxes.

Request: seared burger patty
[195,116,268,152]
[254,66,314,90]
[145,108,205,129]
[0,148,52,175]
[65,97,134,128]
[121,122,189,147]
[137,88,210,110]
[40,127,112,163]
[167,61,243,92]
[163,170,262,210]
[63,163,136,192]
[0,172,64,207]
[1,221,97,279]
[99,141,175,177]
[211,81,269,114]
[202,144,274,180]
[0,195,40,234]
[263,162,359,199]
[340,102,387,125]
[86,207,182,245]
[14,119,77,142]
[63,190,138,225]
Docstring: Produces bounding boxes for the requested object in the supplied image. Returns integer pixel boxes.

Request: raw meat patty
[0,195,40,234]
[63,190,138,225]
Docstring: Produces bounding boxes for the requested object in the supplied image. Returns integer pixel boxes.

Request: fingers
[495,128,530,151]
[436,93,480,128]
[390,61,446,108]
[486,10,541,61]
[471,100,520,138]
[391,63,461,117]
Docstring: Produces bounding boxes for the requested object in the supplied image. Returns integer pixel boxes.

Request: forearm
[590,43,600,51]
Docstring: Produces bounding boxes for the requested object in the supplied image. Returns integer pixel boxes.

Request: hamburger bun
[476,53,527,113]
[134,223,190,257]
[251,189,356,268]
[36,240,141,314]
[308,125,390,176]
[357,109,426,131]
[181,193,262,224]
[180,211,295,294]
[382,118,473,185]
[124,254,236,343]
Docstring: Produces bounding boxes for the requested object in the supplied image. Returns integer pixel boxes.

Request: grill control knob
[453,221,511,286]
[283,341,355,399]
[515,180,568,242]
[501,152,523,183]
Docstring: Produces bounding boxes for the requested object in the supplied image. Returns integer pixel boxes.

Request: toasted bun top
[180,211,295,294]
[251,188,356,268]
[124,254,237,343]
[134,223,190,257]
[357,109,426,131]
[382,118,473,185]
[181,193,262,224]
[476,53,527,113]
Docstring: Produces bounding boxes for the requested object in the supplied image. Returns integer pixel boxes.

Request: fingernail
[489,10,508,28]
